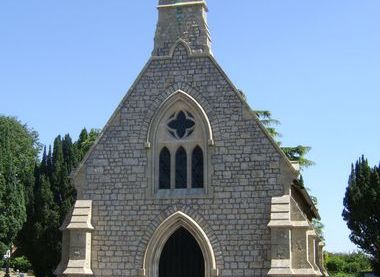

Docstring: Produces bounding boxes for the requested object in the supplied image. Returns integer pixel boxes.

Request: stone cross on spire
[153,0,211,56]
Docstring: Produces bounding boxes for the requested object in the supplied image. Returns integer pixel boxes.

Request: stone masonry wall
[77,43,289,277]
[153,2,211,56]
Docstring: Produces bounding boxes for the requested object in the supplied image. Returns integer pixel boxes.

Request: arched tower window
[159,147,171,190]
[192,146,204,189]
[148,90,213,196]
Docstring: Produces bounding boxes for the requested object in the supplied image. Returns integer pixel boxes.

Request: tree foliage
[16,128,99,277]
[0,116,40,256]
[75,128,100,158]
[343,156,380,274]
[325,252,372,276]
[282,146,315,168]
[256,111,323,239]
[9,256,32,272]
[255,110,281,140]
[255,110,314,168]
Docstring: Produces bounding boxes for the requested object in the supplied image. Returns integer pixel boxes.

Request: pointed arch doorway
[142,212,219,277]
[159,227,204,277]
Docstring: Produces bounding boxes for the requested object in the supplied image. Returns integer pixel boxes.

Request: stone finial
[153,0,211,56]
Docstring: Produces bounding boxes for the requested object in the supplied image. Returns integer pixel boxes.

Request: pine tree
[256,111,324,239]
[255,110,314,168]
[282,146,315,168]
[255,110,281,141]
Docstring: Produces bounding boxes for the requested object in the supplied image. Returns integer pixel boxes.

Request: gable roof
[70,41,319,219]
[72,41,298,179]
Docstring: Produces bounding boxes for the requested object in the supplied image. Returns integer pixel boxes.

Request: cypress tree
[47,146,53,179]
[27,131,98,276]
[32,171,60,277]
[59,135,77,221]
[343,156,380,274]
[76,128,89,159]
[84,129,100,153]
[28,137,66,277]
[19,129,99,276]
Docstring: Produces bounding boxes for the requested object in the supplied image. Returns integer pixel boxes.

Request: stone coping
[157,1,207,10]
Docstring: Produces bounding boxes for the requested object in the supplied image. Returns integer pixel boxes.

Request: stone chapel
[55,1,328,276]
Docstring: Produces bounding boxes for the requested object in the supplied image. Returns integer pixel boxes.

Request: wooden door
[159,227,205,277]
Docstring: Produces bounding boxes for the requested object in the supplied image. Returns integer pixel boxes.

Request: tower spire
[153,0,211,56]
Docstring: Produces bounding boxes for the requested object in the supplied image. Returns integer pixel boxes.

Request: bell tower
[153,0,212,56]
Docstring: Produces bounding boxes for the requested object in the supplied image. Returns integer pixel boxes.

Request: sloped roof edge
[292,181,321,220]
[70,58,154,180]
[205,55,300,176]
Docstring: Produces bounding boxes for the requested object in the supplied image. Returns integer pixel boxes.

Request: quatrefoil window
[167,111,195,139]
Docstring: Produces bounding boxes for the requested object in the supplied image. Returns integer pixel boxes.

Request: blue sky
[1,0,379,253]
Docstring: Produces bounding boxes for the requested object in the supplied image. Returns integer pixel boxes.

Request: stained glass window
[192,146,204,188]
[168,111,195,139]
[159,147,171,189]
[175,147,187,189]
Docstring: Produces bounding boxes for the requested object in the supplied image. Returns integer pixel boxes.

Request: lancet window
[148,91,213,195]
[159,147,171,189]
[158,110,204,190]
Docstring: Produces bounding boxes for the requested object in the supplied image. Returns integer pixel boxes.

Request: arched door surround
[141,211,218,277]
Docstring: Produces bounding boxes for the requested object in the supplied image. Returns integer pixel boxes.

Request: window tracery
[148,91,213,196]
[167,111,195,139]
